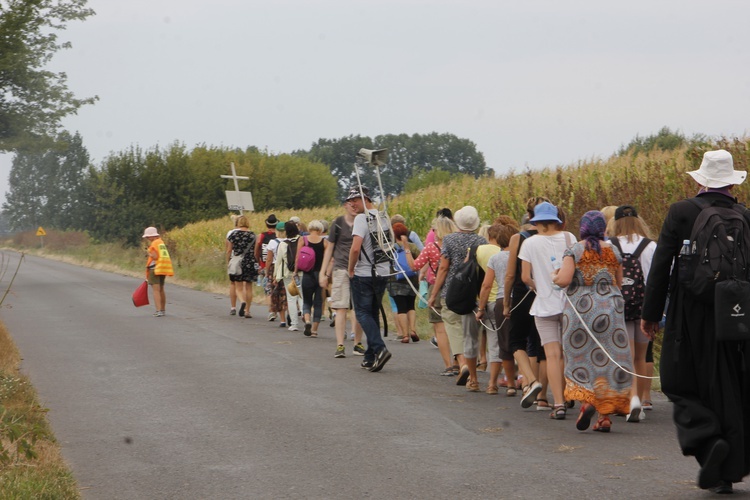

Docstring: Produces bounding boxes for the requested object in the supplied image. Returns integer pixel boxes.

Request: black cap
[265,214,278,227]
[614,205,638,220]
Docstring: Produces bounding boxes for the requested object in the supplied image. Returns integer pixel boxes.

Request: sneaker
[288,325,299,332]
[329,312,336,327]
[430,337,438,348]
[303,322,312,337]
[348,332,355,341]
[626,396,642,423]
[279,322,287,328]
[360,360,374,369]
[520,381,543,409]
[230,308,237,316]
[334,345,346,358]
[353,343,366,356]
[440,367,456,376]
[156,311,165,317]
[268,313,276,322]
[369,348,392,372]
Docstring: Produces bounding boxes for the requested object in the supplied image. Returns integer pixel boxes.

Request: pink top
[414,241,441,284]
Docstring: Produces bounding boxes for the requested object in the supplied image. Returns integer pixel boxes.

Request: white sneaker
[288,326,299,332]
[626,396,642,423]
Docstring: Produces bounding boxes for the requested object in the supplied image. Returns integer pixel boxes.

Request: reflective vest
[148,238,174,276]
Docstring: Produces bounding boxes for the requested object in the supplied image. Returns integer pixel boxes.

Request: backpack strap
[609,237,622,253]
[631,238,651,259]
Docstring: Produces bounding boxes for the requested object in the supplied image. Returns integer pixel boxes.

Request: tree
[2,131,92,231]
[618,127,686,157]
[0,0,97,151]
[302,132,489,198]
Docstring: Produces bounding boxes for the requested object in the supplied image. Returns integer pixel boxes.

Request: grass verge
[0,320,80,499]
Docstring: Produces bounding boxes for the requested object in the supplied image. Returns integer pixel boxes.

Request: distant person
[266,221,288,328]
[608,204,656,422]
[390,222,420,343]
[143,226,174,317]
[504,197,550,410]
[274,221,302,332]
[225,215,240,315]
[425,208,453,245]
[391,214,424,251]
[400,216,457,375]
[429,205,487,389]
[319,196,365,358]
[476,220,519,395]
[554,210,633,433]
[255,213,279,321]
[517,202,576,419]
[348,186,393,372]
[295,220,329,337]
[226,215,258,318]
[642,150,750,494]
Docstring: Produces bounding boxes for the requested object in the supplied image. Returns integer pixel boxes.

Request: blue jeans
[350,276,387,361]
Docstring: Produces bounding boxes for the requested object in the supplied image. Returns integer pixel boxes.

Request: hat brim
[456,221,480,231]
[528,215,562,224]
[687,169,747,188]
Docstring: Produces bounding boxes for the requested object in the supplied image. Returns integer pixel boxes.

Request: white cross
[220,162,250,214]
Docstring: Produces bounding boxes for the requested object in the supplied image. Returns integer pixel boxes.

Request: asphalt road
[1,252,745,499]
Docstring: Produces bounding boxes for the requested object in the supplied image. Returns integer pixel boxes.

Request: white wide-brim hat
[454,206,480,231]
[687,149,746,188]
[142,226,159,238]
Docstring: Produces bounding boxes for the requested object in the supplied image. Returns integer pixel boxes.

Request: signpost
[36,226,46,248]
[220,162,253,214]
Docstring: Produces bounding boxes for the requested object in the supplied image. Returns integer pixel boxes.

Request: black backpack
[445,245,485,315]
[285,237,300,272]
[610,237,651,321]
[682,197,750,303]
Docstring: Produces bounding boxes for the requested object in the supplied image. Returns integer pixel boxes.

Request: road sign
[36,227,46,236]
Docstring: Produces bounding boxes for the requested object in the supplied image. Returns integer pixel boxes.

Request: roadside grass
[0,321,80,499]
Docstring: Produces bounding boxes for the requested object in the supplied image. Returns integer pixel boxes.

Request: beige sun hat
[453,206,480,231]
[142,227,159,238]
[687,150,746,188]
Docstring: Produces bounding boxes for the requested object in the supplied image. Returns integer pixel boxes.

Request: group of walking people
[145,148,748,493]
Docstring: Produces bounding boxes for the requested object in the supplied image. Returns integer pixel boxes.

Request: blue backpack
[394,246,417,280]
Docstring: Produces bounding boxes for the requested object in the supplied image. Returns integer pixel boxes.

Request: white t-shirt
[517,231,576,317]
[614,235,656,285]
[352,209,392,278]
[266,238,280,265]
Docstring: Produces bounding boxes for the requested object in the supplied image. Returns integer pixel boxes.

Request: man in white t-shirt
[347,186,393,372]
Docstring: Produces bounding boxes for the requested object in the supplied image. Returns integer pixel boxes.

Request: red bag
[132,280,150,307]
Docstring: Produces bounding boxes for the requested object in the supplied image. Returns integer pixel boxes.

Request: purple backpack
[297,236,316,272]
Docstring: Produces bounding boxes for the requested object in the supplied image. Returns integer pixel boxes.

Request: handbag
[417,280,429,309]
[227,254,243,275]
[132,280,150,307]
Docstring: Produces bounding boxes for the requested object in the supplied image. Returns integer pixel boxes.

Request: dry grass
[0,322,80,498]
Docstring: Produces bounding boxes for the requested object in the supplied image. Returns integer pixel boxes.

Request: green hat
[276,221,286,230]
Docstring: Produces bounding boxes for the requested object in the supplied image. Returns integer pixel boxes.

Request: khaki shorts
[329,268,351,309]
[147,269,166,286]
[428,283,443,323]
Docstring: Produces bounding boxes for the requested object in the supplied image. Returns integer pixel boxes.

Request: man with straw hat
[642,150,750,494]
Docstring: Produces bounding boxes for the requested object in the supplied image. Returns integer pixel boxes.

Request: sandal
[476,361,488,372]
[576,403,596,431]
[400,336,410,343]
[593,415,611,433]
[410,332,420,342]
[451,365,460,375]
[466,380,480,392]
[642,400,653,411]
[440,367,457,376]
[310,331,318,338]
[536,399,551,411]
[549,404,567,420]
[506,387,517,397]
[486,385,499,395]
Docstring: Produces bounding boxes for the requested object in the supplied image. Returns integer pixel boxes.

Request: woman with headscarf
[554,210,634,433]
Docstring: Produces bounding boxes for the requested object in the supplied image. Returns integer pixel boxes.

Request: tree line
[2,132,488,245]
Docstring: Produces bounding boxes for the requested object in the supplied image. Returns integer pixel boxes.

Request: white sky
[2,0,750,204]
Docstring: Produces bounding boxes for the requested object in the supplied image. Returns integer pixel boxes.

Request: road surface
[1,252,742,499]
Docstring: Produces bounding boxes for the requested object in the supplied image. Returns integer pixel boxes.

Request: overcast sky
[3,0,750,204]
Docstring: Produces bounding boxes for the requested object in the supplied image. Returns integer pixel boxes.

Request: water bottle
[678,239,692,285]
[551,256,562,290]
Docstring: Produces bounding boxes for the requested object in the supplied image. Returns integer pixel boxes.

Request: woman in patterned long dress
[553,210,634,433]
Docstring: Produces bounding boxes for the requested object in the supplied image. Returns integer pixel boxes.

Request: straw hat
[287,278,299,297]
